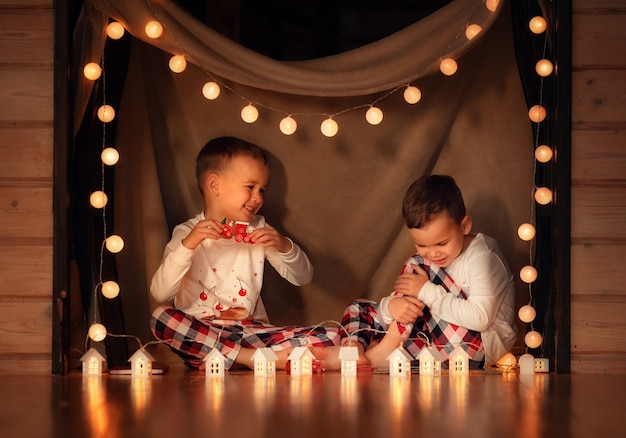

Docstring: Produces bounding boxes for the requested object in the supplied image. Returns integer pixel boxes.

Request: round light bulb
[169,55,187,73]
[202,81,221,100]
[518,304,537,323]
[439,58,458,76]
[529,16,547,34]
[495,352,517,370]
[145,20,163,38]
[520,265,538,283]
[105,235,124,253]
[90,191,108,209]
[101,281,120,299]
[465,24,482,40]
[97,105,115,123]
[486,0,500,12]
[320,118,338,137]
[528,105,547,123]
[535,187,552,205]
[101,147,120,166]
[106,22,125,40]
[279,116,297,135]
[525,330,543,349]
[88,323,107,342]
[241,104,258,123]
[404,86,422,104]
[517,223,536,241]
[535,145,553,163]
[536,59,554,77]
[83,62,102,81]
[365,106,383,125]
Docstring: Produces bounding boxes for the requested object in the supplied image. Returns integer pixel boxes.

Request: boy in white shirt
[341,174,517,369]
[150,136,339,370]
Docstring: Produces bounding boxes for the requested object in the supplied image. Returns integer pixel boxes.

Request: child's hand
[248,226,292,253]
[181,218,225,249]
[388,296,425,325]
[394,264,428,298]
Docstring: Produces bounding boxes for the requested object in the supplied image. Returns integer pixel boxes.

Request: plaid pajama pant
[341,255,485,369]
[150,305,340,369]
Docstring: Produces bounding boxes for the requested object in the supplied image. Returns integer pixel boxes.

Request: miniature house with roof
[128,349,155,377]
[387,346,413,378]
[288,346,315,376]
[518,353,534,374]
[80,348,106,377]
[416,346,443,376]
[339,345,360,376]
[252,347,278,377]
[204,349,226,378]
[448,345,470,376]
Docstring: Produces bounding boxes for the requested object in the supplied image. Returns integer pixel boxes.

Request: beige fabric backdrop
[76,0,533,344]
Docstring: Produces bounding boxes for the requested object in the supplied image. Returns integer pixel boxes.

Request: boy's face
[208,155,269,222]
[407,214,472,268]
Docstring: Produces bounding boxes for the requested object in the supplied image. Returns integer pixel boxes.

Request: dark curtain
[73,0,533,347]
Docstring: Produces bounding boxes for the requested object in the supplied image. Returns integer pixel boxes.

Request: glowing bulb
[465,24,482,40]
[88,323,107,342]
[105,235,124,253]
[202,82,221,100]
[279,116,297,135]
[169,55,187,73]
[535,145,553,163]
[535,187,552,205]
[439,58,458,76]
[520,265,538,283]
[83,62,102,81]
[101,147,119,166]
[106,22,125,40]
[517,223,536,241]
[97,105,115,123]
[90,191,108,209]
[535,59,554,77]
[403,86,422,104]
[528,105,547,123]
[320,118,338,137]
[525,330,542,349]
[241,104,258,123]
[101,281,120,299]
[495,352,517,371]
[365,106,383,125]
[486,0,499,12]
[518,304,537,323]
[529,16,547,34]
[145,20,163,38]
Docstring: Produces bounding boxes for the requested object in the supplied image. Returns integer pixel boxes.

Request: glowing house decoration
[518,353,535,374]
[387,346,413,378]
[252,347,278,377]
[287,346,315,376]
[80,348,106,377]
[339,345,360,376]
[416,346,443,376]
[204,349,226,378]
[448,345,470,376]
[534,358,549,373]
[128,349,154,377]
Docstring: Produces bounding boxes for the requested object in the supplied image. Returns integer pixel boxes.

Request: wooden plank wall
[0,0,54,374]
[0,0,624,374]
[570,0,626,373]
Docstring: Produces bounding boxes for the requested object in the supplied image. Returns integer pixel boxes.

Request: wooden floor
[1,358,625,437]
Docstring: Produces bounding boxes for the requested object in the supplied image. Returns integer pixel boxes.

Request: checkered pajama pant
[150,305,340,369]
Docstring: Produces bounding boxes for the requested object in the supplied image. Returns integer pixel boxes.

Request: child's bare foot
[365,322,407,368]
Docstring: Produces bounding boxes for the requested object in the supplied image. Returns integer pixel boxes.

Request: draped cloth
[73,0,533,343]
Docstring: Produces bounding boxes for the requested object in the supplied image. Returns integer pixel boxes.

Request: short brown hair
[196,136,268,194]
[402,174,466,229]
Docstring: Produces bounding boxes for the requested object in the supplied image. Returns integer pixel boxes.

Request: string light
[106,21,125,40]
[528,104,546,123]
[83,62,102,81]
[241,103,259,123]
[144,20,163,38]
[320,118,339,137]
[439,58,458,76]
[105,235,125,253]
[97,104,115,123]
[202,81,221,100]
[365,106,384,125]
[403,86,422,104]
[517,223,536,241]
[279,116,298,135]
[169,55,187,73]
[101,147,120,166]
[534,187,552,205]
[534,145,552,163]
[89,191,108,209]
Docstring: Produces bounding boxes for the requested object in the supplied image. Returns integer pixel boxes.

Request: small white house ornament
[204,349,227,378]
[128,349,155,377]
[80,348,106,377]
[416,346,443,376]
[252,348,278,377]
[387,346,413,378]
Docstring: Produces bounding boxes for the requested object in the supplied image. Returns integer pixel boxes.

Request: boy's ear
[206,173,220,195]
[461,215,473,235]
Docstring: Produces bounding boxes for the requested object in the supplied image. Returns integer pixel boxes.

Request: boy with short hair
[150,136,339,370]
[341,174,517,369]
